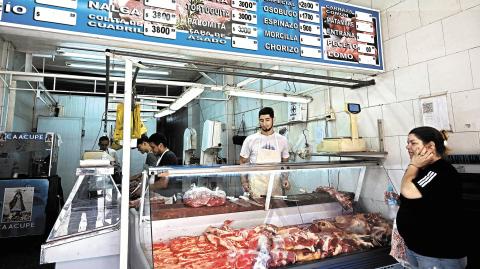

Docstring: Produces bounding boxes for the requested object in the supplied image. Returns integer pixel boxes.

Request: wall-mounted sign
[0,0,383,71]
[0,132,54,142]
[0,179,49,238]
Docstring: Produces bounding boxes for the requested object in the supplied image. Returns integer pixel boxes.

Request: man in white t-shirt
[239,107,290,197]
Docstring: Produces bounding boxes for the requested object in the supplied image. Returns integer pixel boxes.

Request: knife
[227,196,251,207]
[239,195,263,207]
[260,195,300,202]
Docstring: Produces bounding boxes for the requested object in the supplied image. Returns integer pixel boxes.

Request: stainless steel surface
[148,161,379,177]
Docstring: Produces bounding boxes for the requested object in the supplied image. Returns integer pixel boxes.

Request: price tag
[298,10,319,23]
[356,21,373,33]
[232,36,258,50]
[358,54,377,65]
[232,23,257,37]
[301,46,322,59]
[298,0,319,12]
[34,7,77,26]
[356,32,374,43]
[355,11,373,23]
[144,9,176,24]
[145,0,176,11]
[36,0,77,9]
[144,23,176,39]
[232,10,257,24]
[231,0,257,12]
[358,44,376,55]
[300,34,321,47]
[299,22,320,35]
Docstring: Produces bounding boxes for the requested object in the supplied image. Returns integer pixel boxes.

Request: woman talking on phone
[396,126,467,269]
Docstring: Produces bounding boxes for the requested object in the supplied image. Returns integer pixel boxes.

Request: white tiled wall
[367,71,396,105]
[384,35,408,71]
[386,0,421,38]
[442,6,480,54]
[405,21,445,65]
[394,62,430,101]
[428,51,473,94]
[418,0,461,25]
[469,47,480,88]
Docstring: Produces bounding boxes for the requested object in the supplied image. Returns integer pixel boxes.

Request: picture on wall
[1,187,35,223]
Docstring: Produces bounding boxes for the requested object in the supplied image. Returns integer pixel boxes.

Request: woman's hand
[410,147,435,169]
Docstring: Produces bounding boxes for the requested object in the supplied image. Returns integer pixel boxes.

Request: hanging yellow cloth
[113,103,147,143]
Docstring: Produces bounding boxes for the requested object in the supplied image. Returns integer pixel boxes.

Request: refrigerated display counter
[129,161,398,269]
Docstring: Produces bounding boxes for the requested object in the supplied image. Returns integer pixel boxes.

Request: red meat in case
[183,185,226,208]
[153,214,393,269]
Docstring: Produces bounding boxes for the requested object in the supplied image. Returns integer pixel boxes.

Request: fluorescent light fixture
[153,87,204,118]
[227,89,312,104]
[66,63,169,76]
[58,51,104,60]
[169,87,204,110]
[32,53,54,59]
[154,109,175,118]
[58,50,187,67]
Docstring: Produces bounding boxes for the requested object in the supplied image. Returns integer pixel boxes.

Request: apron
[250,134,283,198]
[156,149,169,166]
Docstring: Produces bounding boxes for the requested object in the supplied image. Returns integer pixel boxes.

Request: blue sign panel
[0,179,49,238]
[0,0,383,71]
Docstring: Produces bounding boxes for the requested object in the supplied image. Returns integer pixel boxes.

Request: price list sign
[0,0,383,72]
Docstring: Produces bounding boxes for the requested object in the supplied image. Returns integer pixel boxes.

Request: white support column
[25,52,33,72]
[6,52,32,131]
[0,41,9,131]
[6,79,16,131]
[354,166,367,202]
[119,59,132,269]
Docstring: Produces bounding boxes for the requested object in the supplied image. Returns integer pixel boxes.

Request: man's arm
[239,156,249,164]
[239,156,250,192]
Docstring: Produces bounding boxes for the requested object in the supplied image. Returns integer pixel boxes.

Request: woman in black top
[396,126,467,269]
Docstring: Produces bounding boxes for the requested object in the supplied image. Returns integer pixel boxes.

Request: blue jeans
[405,248,467,269]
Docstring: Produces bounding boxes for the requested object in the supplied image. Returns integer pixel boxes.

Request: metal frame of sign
[0,0,383,73]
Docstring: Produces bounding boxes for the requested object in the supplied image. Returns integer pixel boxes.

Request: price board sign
[0,0,383,72]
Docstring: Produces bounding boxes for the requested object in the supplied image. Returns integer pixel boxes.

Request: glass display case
[130,161,397,269]
[41,167,121,269]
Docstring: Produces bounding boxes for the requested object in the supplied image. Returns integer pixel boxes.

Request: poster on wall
[0,179,49,238]
[0,0,383,72]
[420,94,451,131]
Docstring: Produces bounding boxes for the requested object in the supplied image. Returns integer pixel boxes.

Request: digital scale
[317,103,367,152]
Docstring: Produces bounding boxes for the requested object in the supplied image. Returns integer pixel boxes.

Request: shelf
[312,151,388,159]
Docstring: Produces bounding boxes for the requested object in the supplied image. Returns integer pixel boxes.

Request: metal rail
[111,49,375,89]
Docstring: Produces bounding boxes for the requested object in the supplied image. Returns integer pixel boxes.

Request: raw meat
[316,186,353,210]
[153,213,392,269]
[183,185,226,208]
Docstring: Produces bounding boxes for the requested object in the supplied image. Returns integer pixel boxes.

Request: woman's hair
[409,126,449,157]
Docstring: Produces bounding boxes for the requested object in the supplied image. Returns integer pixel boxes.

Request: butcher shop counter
[129,161,398,269]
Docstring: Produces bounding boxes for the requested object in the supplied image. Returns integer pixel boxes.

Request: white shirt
[240,132,289,164]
